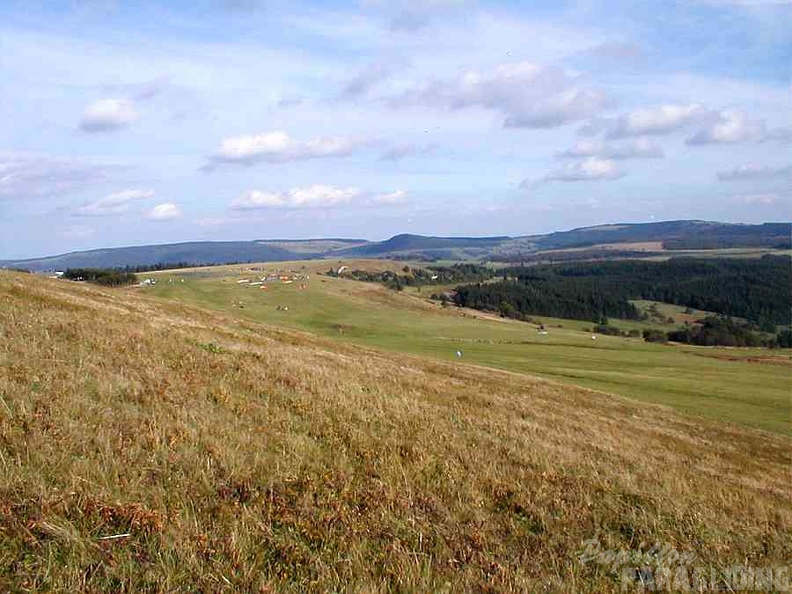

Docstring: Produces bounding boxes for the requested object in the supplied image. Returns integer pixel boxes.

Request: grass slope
[146,262,792,435]
[1,271,790,591]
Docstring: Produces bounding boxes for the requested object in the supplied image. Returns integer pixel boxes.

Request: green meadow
[146,261,791,435]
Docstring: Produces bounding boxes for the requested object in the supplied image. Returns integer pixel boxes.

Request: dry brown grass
[1,271,790,592]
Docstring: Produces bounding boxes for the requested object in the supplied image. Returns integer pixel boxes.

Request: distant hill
[2,221,789,271]
[0,241,299,272]
[532,221,792,251]
[335,234,511,259]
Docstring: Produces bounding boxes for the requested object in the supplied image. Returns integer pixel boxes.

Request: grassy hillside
[1,271,790,592]
[145,261,792,434]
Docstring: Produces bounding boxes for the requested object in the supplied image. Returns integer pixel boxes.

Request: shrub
[643,329,667,343]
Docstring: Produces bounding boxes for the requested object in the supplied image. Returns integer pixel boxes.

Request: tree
[499,302,515,318]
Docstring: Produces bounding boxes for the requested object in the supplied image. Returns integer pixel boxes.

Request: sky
[0,0,790,259]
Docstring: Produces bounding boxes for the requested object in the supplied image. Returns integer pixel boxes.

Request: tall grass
[1,271,790,592]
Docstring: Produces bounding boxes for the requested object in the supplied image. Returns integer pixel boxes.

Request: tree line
[455,256,790,327]
[451,256,791,346]
[329,263,494,290]
[62,268,138,286]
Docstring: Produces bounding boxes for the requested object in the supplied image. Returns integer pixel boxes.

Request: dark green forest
[62,268,137,287]
[453,256,791,329]
[331,264,494,290]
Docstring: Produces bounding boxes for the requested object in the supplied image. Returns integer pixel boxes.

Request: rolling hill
[531,220,792,251]
[2,220,790,271]
[1,269,790,591]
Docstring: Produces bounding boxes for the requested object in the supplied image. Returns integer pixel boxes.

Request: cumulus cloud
[0,152,120,199]
[231,185,363,210]
[206,131,371,168]
[79,98,138,132]
[686,110,766,145]
[391,62,607,129]
[598,103,707,138]
[372,190,409,204]
[717,164,792,181]
[583,105,768,145]
[73,189,154,216]
[557,139,664,160]
[146,203,182,220]
[540,157,624,182]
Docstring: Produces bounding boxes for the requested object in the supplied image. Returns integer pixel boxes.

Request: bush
[667,316,768,347]
[499,302,516,318]
[643,329,667,343]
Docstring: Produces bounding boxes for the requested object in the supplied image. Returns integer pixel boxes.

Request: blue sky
[1,0,790,258]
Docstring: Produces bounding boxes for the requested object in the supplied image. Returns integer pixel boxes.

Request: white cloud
[717,164,792,180]
[737,193,778,205]
[231,190,286,209]
[146,202,182,220]
[557,139,664,160]
[289,185,362,207]
[231,185,362,209]
[207,131,371,167]
[372,190,409,204]
[79,98,138,132]
[587,105,768,145]
[686,110,766,145]
[601,103,706,138]
[391,62,607,129]
[0,152,121,199]
[541,157,624,182]
[73,189,154,216]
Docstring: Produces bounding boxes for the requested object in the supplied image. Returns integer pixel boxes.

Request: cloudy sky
[1,0,790,259]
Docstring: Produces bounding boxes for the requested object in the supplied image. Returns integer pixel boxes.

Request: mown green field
[145,261,791,434]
